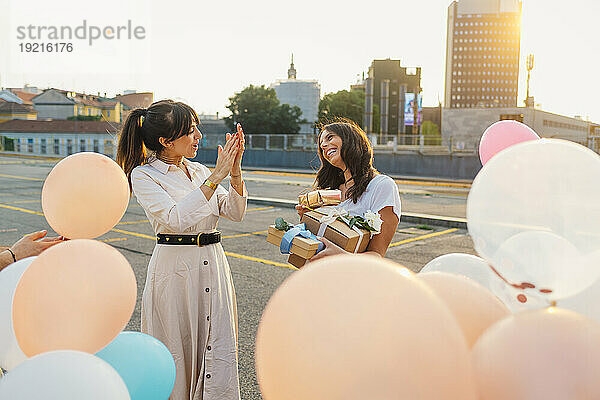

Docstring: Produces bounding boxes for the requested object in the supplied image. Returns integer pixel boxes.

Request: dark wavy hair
[116,99,199,190]
[315,120,378,203]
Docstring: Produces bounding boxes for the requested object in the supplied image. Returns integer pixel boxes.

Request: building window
[54,139,60,154]
[40,138,47,154]
[67,139,73,155]
[80,139,86,152]
[93,139,99,153]
[27,138,33,153]
[107,111,111,118]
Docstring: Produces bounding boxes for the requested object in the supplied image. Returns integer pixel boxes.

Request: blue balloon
[96,332,175,400]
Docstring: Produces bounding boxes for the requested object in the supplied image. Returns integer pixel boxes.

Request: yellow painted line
[116,219,149,225]
[245,170,315,179]
[395,180,470,189]
[0,173,43,181]
[0,160,50,164]
[0,203,44,216]
[5,199,40,204]
[0,191,40,197]
[110,228,156,240]
[244,170,471,188]
[222,230,267,239]
[0,152,62,161]
[389,228,458,248]
[101,237,128,243]
[224,251,294,269]
[246,206,274,212]
[0,201,296,269]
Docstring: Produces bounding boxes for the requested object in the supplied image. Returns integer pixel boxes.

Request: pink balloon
[479,120,540,165]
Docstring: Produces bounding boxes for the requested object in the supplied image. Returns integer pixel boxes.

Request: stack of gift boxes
[266,189,371,268]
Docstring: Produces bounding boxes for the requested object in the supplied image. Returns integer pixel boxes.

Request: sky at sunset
[0,0,598,122]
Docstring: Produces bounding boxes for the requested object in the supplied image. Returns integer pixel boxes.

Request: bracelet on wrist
[6,248,17,263]
[203,179,218,191]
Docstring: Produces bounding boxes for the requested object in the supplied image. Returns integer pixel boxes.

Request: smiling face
[163,123,202,159]
[319,130,346,170]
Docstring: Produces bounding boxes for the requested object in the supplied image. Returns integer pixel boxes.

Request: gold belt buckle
[196,233,202,246]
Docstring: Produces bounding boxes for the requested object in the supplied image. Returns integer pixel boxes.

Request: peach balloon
[419,272,510,347]
[12,239,137,357]
[41,152,130,239]
[256,254,477,400]
[473,308,600,399]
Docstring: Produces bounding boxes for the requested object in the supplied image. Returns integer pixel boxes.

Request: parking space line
[101,237,128,243]
[0,203,44,216]
[224,251,293,269]
[222,230,267,239]
[246,206,274,212]
[389,228,459,248]
[0,201,305,270]
[0,174,44,181]
[116,220,150,225]
[5,200,41,204]
[110,228,156,240]
[0,192,40,197]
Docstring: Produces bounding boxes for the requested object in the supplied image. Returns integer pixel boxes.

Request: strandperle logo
[16,20,146,46]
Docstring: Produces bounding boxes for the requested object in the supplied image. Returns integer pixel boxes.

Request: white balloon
[0,350,130,399]
[0,257,35,370]
[489,278,550,313]
[467,139,600,299]
[420,253,494,289]
[561,275,600,323]
[420,253,554,313]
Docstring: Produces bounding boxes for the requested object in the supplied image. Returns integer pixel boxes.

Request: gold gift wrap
[300,210,370,253]
[287,253,308,268]
[298,189,342,208]
[266,225,321,259]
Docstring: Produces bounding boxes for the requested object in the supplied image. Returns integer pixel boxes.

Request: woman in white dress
[117,100,247,400]
[296,121,401,259]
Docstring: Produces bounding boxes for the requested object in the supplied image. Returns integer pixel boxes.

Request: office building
[363,59,421,137]
[444,0,522,109]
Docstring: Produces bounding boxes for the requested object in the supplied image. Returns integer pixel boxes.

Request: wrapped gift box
[298,189,342,208]
[300,210,370,253]
[287,253,308,268]
[266,225,321,259]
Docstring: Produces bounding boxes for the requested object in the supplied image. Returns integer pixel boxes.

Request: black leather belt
[156,232,221,246]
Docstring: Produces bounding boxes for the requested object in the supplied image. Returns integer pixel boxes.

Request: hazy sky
[1,0,598,122]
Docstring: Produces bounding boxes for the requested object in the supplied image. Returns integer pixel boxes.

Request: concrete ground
[0,155,476,399]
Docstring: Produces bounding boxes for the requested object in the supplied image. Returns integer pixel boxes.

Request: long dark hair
[315,120,377,203]
[116,99,199,189]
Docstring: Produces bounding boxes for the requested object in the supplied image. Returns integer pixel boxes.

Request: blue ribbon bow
[280,223,325,255]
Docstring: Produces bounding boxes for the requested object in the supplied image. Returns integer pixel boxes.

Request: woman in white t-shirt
[296,121,401,260]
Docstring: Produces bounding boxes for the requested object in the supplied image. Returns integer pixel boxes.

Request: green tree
[318,89,364,126]
[225,85,303,134]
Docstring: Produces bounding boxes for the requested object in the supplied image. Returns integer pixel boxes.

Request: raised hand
[231,123,245,177]
[212,133,239,182]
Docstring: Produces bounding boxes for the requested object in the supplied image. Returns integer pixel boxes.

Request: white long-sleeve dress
[131,157,247,400]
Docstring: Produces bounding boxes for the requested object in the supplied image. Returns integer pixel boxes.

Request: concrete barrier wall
[192,149,482,180]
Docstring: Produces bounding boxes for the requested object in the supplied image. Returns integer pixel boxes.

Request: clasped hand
[213,123,245,182]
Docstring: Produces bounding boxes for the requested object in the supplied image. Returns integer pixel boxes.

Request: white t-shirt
[336,174,402,219]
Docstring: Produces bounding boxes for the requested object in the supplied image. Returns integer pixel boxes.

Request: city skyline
[0,0,598,123]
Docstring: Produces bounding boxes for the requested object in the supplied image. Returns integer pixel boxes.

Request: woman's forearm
[0,250,14,271]
[229,175,244,196]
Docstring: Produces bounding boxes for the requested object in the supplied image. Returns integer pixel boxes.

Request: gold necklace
[156,153,183,167]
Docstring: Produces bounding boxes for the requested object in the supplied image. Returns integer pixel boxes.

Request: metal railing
[200,134,478,154]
